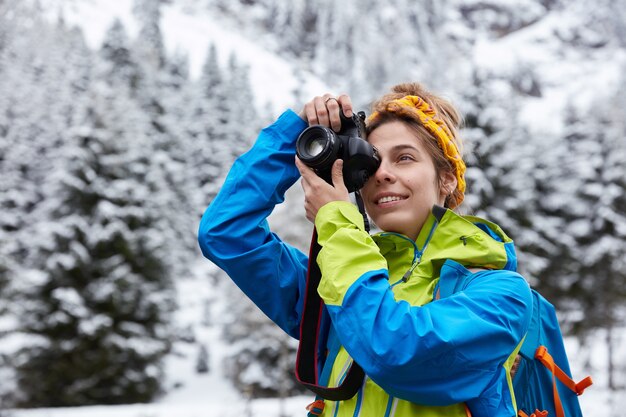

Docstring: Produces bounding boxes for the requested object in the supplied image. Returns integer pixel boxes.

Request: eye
[398,154,415,162]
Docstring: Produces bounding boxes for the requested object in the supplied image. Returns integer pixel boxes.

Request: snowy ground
[8,397,313,417]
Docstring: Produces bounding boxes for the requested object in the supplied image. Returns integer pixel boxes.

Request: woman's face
[361,121,453,241]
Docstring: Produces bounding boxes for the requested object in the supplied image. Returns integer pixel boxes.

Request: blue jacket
[198,110,533,416]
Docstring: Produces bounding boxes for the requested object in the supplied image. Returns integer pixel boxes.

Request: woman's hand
[295,158,350,223]
[296,93,354,222]
[298,94,354,131]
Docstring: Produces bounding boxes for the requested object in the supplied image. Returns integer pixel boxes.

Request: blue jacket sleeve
[197,110,309,338]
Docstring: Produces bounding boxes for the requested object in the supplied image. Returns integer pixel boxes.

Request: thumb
[331,159,345,188]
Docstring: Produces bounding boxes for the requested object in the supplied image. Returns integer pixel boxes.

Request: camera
[296,110,380,192]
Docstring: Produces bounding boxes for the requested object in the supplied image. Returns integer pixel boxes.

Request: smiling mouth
[377,195,407,205]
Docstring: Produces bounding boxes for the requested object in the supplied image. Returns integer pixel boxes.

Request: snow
[4,0,624,416]
[133,258,312,416]
[57,0,328,117]
[473,8,626,138]
[10,396,314,417]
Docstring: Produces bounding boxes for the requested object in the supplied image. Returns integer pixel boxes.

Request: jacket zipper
[381,220,438,285]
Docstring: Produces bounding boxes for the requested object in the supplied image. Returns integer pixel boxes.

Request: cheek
[407,175,439,197]
[363,196,376,215]
[360,180,375,201]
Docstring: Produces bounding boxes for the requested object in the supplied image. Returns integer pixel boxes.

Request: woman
[198,82,532,416]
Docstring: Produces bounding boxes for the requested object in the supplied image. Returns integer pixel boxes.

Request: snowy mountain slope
[472,7,626,138]
[57,0,328,116]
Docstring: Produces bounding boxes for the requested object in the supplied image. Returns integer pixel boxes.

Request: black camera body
[296,111,380,192]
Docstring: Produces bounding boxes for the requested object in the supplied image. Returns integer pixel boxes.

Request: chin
[373,220,410,236]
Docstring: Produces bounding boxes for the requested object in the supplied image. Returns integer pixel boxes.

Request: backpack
[435,268,593,417]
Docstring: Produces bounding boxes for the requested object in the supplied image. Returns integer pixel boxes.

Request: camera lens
[306,138,326,157]
[296,126,339,170]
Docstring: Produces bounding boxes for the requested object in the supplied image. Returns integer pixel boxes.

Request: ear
[439,171,457,203]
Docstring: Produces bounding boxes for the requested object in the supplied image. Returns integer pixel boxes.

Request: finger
[314,96,330,127]
[337,94,353,118]
[303,102,319,126]
[298,175,309,193]
[325,97,342,132]
[295,156,317,182]
[301,195,313,222]
[331,159,345,189]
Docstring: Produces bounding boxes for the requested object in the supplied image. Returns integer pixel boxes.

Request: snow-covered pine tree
[0,240,14,407]
[126,0,198,279]
[132,0,169,72]
[460,70,535,232]
[0,15,85,258]
[99,18,142,92]
[185,47,304,399]
[13,87,175,407]
[1,5,93,350]
[0,8,73,407]
[183,43,226,209]
[560,93,626,327]
[516,80,625,388]
[459,69,564,298]
[186,48,260,210]
[220,274,305,398]
[224,53,258,158]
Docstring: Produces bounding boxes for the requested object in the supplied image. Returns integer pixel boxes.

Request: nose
[372,161,396,184]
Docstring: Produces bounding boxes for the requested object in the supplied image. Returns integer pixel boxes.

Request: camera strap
[295,228,365,401]
[354,191,370,233]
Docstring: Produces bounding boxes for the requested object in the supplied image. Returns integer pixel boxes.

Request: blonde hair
[366,82,466,209]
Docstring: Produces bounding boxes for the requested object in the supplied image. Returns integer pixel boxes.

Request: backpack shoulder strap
[514,290,592,417]
[434,265,592,417]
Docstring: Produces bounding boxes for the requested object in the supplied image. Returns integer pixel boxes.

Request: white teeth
[378,196,403,204]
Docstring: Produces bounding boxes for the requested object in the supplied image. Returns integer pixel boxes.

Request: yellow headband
[367,95,466,208]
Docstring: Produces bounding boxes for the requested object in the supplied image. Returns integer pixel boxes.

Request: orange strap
[534,346,593,417]
[535,346,593,395]
[306,399,326,416]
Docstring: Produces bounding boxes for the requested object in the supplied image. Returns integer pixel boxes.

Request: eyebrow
[388,144,422,154]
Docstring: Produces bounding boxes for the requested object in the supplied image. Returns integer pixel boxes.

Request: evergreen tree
[13,90,175,407]
[201,43,222,93]
[99,19,141,91]
[461,71,536,237]
[224,54,258,159]
[181,44,221,210]
[125,1,197,278]
[519,84,626,388]
[132,0,169,71]
[0,7,56,407]
[0,16,94,367]
[560,98,626,331]
[185,48,260,209]
[0,16,76,248]
[220,275,304,398]
[0,236,15,406]
[195,344,210,374]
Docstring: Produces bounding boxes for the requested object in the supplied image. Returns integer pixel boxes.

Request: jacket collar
[373,206,517,280]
